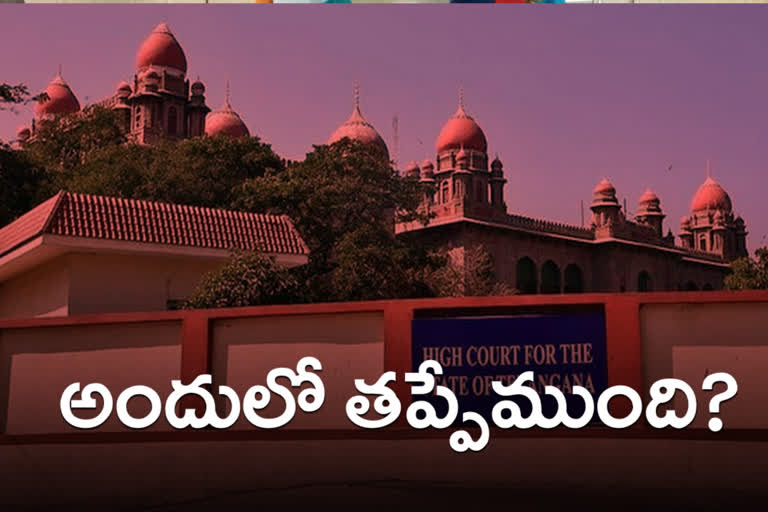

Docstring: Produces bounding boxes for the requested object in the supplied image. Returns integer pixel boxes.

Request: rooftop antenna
[392,114,400,170]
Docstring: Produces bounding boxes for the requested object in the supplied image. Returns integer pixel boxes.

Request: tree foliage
[0,82,47,113]
[233,138,436,302]
[0,146,45,226]
[24,105,127,179]
[184,251,304,309]
[725,247,768,290]
[426,244,517,297]
[22,107,284,208]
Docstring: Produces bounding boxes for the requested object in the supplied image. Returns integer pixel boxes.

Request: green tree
[24,105,127,182]
[137,135,284,208]
[0,146,45,226]
[0,82,47,113]
[233,138,436,302]
[30,120,284,208]
[725,247,768,290]
[426,244,517,297]
[184,251,304,309]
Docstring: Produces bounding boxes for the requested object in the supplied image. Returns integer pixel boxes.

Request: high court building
[8,22,749,316]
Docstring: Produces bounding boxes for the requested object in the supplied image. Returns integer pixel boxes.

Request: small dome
[136,23,188,74]
[16,125,31,141]
[638,188,659,204]
[34,74,81,118]
[115,81,132,98]
[435,100,487,154]
[491,155,503,171]
[420,159,435,180]
[690,176,732,213]
[328,93,388,158]
[205,100,250,138]
[593,177,616,196]
[191,80,205,96]
[405,160,420,177]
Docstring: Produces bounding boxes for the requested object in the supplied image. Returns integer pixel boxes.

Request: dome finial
[225,78,231,107]
[458,85,465,111]
[57,63,63,78]
[706,159,712,178]
[353,81,360,112]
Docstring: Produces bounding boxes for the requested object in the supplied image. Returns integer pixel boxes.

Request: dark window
[540,260,561,294]
[685,281,699,291]
[564,264,584,293]
[638,271,653,292]
[516,257,537,295]
[167,106,178,135]
[703,283,713,291]
[441,181,450,203]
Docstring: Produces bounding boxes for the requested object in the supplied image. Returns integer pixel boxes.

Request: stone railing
[503,213,595,240]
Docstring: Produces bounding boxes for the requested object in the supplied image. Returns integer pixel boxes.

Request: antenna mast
[392,114,400,170]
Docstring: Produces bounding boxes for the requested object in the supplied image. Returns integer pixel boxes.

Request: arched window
[540,260,561,294]
[167,106,178,135]
[564,264,584,294]
[441,181,450,203]
[685,281,699,291]
[638,271,653,292]
[516,257,537,295]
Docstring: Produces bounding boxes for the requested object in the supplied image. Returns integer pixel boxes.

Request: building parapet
[501,212,595,240]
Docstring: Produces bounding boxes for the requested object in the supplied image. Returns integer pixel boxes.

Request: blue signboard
[411,311,608,423]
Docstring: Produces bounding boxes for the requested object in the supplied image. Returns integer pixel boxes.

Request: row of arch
[515,259,715,294]
[515,258,584,294]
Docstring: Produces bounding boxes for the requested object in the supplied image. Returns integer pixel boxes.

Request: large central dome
[135,23,188,74]
[690,176,732,213]
[328,88,389,158]
[435,98,487,154]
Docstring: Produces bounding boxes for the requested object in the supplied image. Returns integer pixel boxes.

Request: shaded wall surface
[1,292,767,508]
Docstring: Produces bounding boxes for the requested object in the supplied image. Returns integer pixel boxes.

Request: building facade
[14,23,750,295]
[16,23,249,147]
[387,97,747,293]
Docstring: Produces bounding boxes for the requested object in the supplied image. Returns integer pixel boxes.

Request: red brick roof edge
[0,191,309,258]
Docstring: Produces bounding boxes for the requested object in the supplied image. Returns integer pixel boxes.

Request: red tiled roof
[0,191,308,258]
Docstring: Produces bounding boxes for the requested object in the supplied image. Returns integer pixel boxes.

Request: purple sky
[1,5,767,249]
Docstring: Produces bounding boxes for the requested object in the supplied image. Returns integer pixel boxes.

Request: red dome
[328,104,389,157]
[638,188,659,204]
[34,74,80,118]
[135,23,187,73]
[435,103,487,154]
[205,102,250,138]
[593,177,616,196]
[690,176,732,213]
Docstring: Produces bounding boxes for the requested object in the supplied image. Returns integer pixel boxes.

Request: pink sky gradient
[1,5,766,249]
